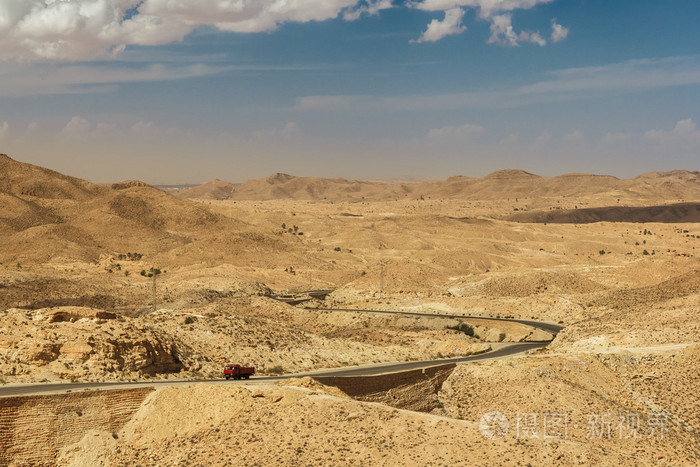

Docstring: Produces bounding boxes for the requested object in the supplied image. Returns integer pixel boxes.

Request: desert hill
[0,154,300,267]
[0,153,103,200]
[177,179,238,200]
[179,168,700,203]
[508,202,700,223]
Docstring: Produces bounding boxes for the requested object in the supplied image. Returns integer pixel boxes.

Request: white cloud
[0,1,563,60]
[295,56,700,113]
[252,122,303,141]
[673,118,697,135]
[488,14,546,46]
[644,118,700,148]
[534,130,551,145]
[412,7,466,43]
[563,130,584,144]
[409,1,553,18]
[0,0,360,61]
[0,121,8,139]
[0,61,229,97]
[26,122,40,134]
[130,120,157,136]
[281,122,302,140]
[427,123,484,139]
[344,0,393,21]
[551,19,568,42]
[603,132,633,144]
[409,0,556,44]
[61,116,92,136]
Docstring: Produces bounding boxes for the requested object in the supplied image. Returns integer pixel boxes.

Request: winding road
[0,305,563,398]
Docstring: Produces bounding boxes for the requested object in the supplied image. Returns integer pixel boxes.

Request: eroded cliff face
[315,364,456,412]
[0,307,185,382]
[0,388,153,466]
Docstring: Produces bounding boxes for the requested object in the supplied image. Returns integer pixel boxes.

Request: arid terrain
[1,153,698,465]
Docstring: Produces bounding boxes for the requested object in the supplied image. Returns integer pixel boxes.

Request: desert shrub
[599,250,606,255]
[643,249,650,255]
[334,247,341,252]
[447,323,475,337]
[184,316,196,325]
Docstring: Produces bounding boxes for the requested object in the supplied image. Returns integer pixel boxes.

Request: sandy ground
[1,154,699,465]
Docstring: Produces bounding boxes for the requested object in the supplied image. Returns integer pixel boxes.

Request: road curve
[0,342,548,398]
[308,307,564,335]
[0,304,563,398]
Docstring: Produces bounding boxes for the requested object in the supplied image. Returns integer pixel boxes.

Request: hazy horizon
[1,1,698,184]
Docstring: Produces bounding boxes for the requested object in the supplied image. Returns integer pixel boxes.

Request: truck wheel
[225,375,230,380]
[244,375,250,380]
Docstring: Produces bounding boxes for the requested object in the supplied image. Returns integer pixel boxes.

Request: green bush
[184,316,196,325]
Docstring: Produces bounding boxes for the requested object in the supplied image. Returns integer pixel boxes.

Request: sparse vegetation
[184,316,196,325]
[447,323,475,337]
[118,252,143,261]
[268,365,285,375]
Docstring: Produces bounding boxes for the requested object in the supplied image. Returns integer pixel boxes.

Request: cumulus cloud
[0,1,565,60]
[410,1,559,45]
[0,0,360,61]
[551,19,568,42]
[61,115,92,136]
[412,7,466,43]
[644,118,700,148]
[0,120,8,139]
[343,0,393,21]
[488,14,546,46]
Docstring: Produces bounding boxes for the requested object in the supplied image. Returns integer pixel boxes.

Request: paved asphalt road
[0,305,561,398]
[308,307,564,335]
[0,342,547,397]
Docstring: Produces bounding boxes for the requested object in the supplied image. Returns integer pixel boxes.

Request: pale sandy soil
[1,154,699,465]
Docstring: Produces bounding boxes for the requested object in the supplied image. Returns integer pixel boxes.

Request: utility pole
[379,262,384,298]
[152,273,157,312]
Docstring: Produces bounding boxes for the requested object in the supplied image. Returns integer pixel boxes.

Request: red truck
[223,364,255,380]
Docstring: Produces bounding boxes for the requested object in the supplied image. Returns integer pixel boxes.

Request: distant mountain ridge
[178,168,700,202]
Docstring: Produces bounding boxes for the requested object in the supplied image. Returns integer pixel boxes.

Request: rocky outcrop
[315,363,456,412]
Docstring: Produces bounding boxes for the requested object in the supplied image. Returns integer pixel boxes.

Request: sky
[0,0,699,184]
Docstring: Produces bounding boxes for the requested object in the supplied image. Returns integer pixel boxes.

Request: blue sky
[0,0,698,183]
